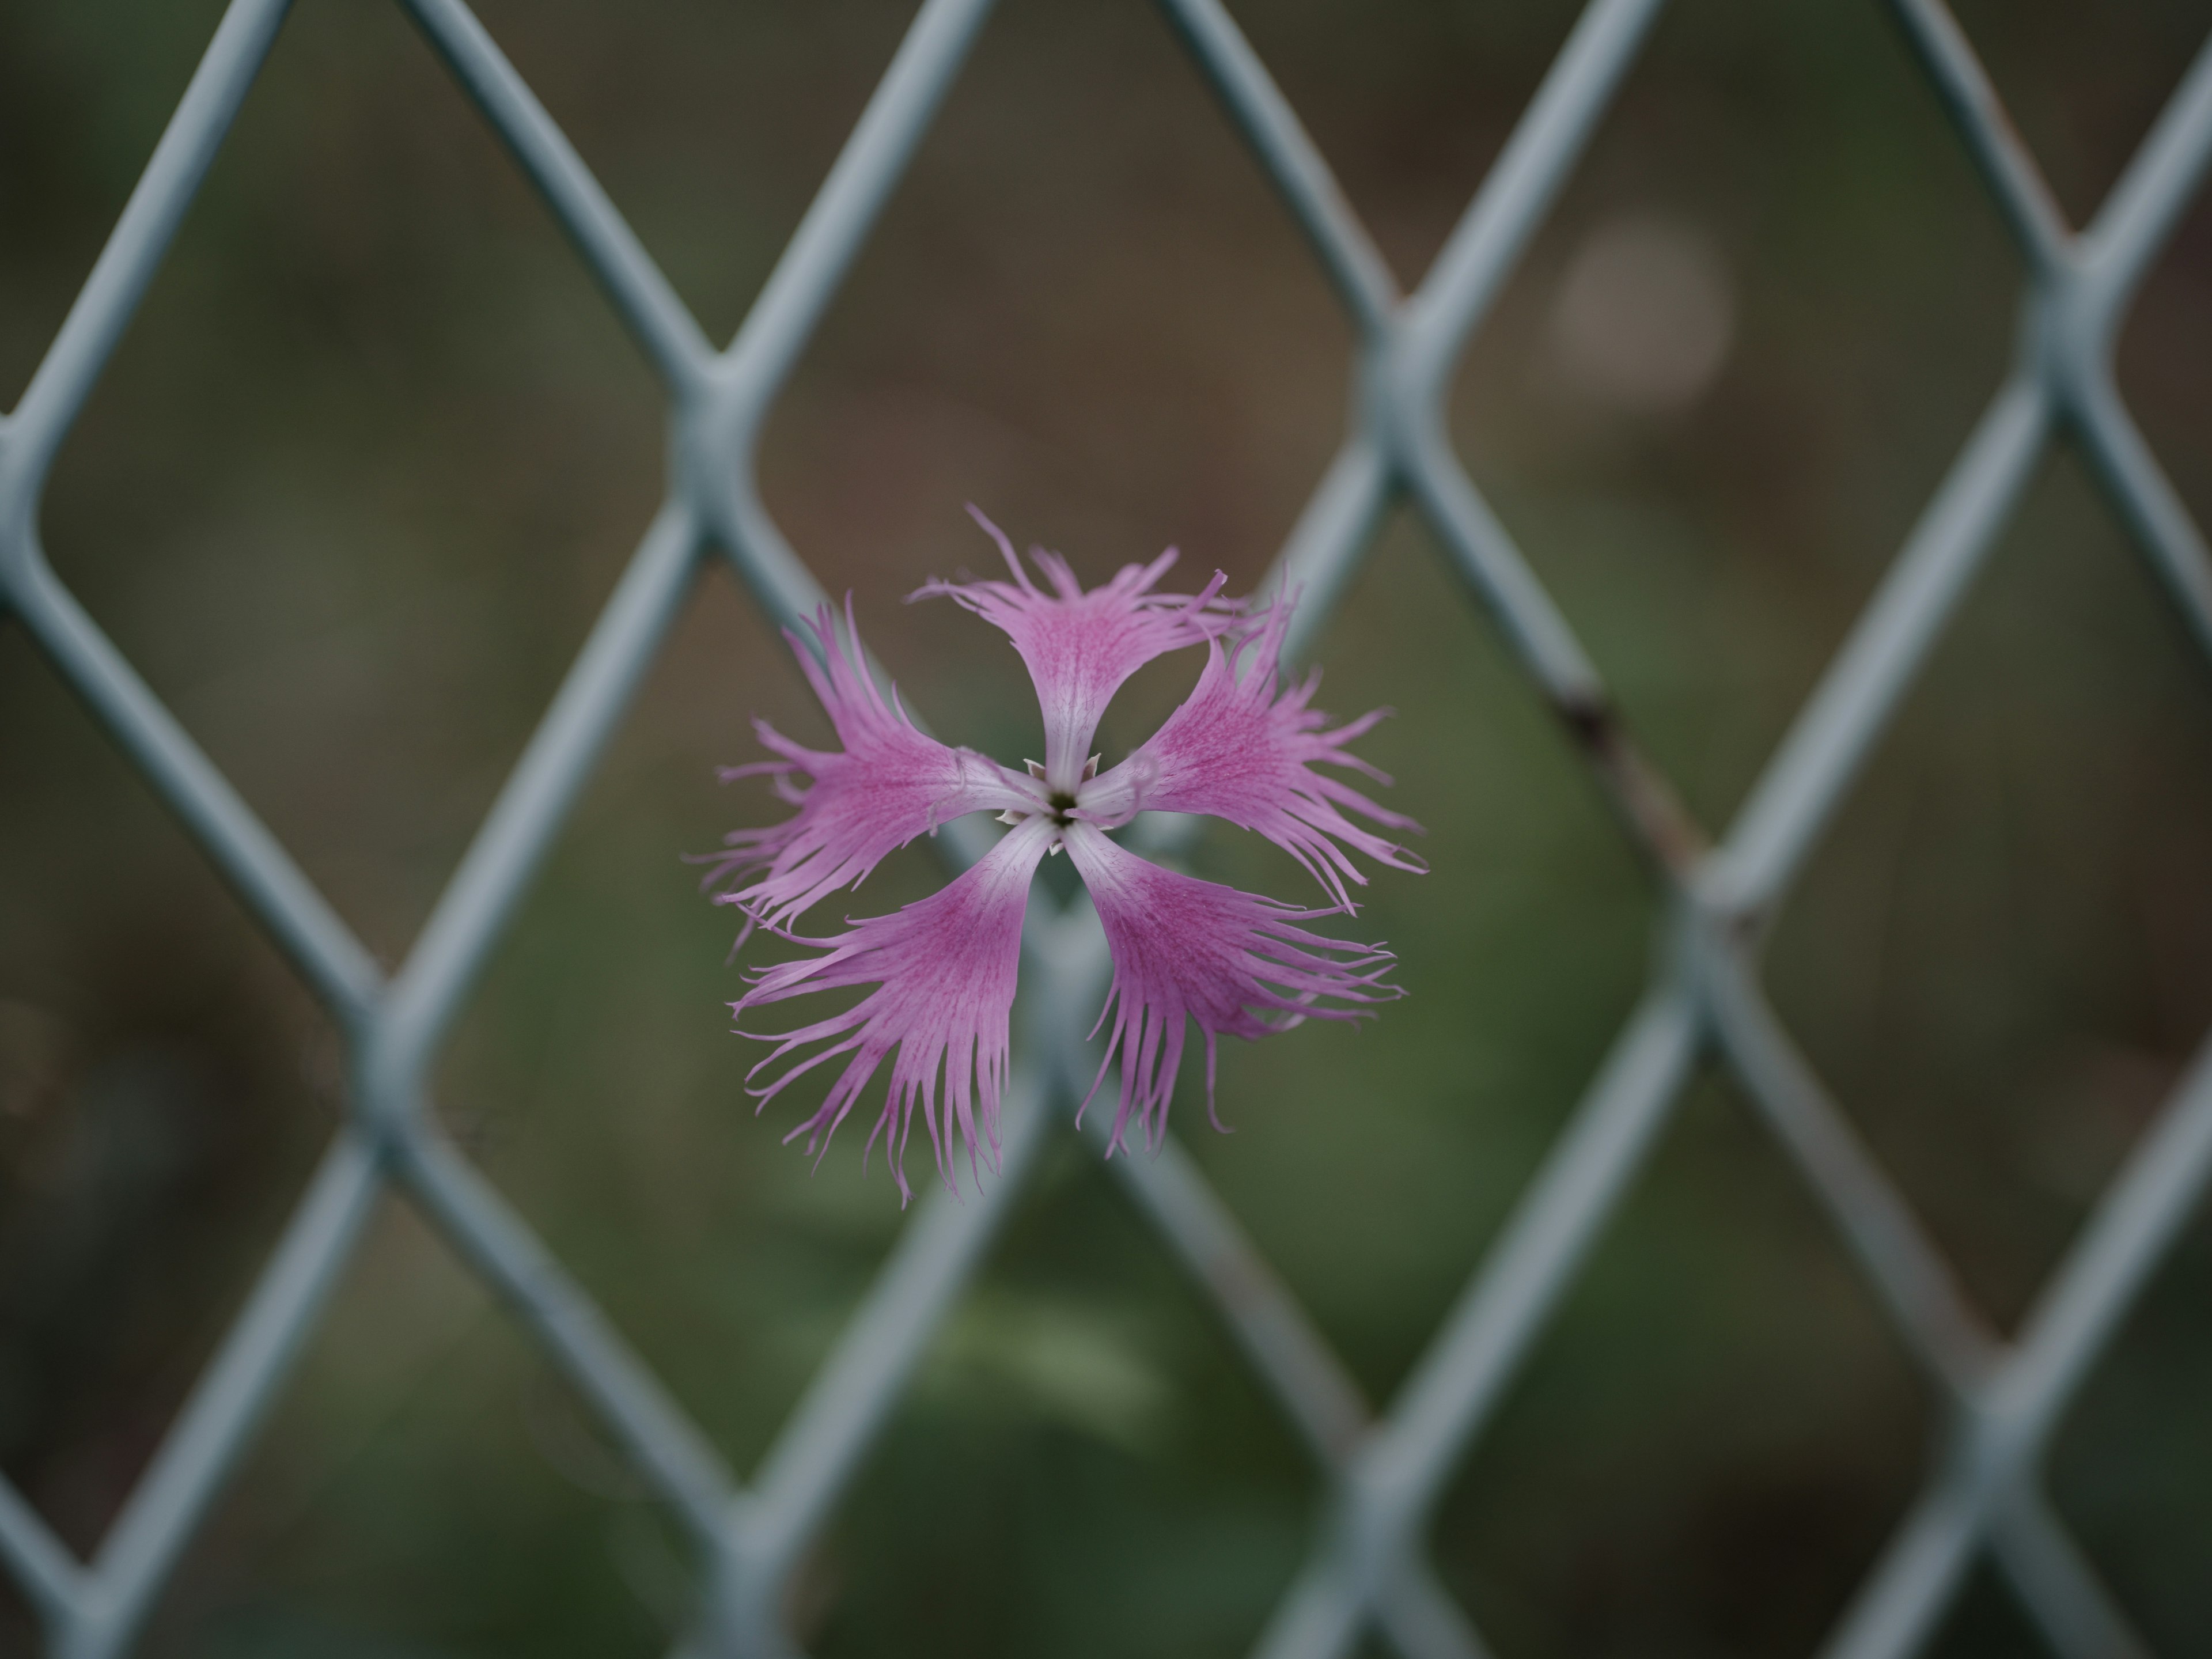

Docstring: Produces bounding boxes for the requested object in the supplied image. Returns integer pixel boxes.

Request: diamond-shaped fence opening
[0,636,335,1557]
[1444,0,2033,840]
[1426,1068,1933,1656]
[2,1,2211,1656]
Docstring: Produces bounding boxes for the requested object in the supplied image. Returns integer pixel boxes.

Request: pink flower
[705,509,1423,1201]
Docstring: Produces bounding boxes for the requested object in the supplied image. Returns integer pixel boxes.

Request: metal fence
[3,1,2211,1655]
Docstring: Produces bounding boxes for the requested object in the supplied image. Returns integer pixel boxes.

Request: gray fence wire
[3,1,2211,1655]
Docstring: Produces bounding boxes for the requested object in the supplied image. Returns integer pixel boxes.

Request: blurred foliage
[4,0,2212,1655]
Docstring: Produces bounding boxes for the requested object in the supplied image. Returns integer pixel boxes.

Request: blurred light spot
[1547,213,1735,416]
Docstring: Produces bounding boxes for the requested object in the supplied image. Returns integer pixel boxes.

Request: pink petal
[912,506,1236,795]
[699,599,1038,933]
[1078,596,1425,912]
[733,817,1052,1202]
[1062,823,1400,1157]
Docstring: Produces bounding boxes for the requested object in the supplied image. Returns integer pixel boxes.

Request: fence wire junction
[4,1,2212,1656]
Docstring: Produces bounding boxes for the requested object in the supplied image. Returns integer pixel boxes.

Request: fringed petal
[699,598,1039,934]
[912,506,1236,794]
[733,818,1052,1202]
[1062,823,1400,1157]
[1078,594,1425,912]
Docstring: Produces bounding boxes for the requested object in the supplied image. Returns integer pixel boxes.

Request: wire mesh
[2,1,2210,1656]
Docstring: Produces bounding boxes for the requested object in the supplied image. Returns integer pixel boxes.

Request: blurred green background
[5,0,2212,1653]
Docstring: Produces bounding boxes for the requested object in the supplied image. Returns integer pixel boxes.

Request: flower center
[1047,789,1079,824]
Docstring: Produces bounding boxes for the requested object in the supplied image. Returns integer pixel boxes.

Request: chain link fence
[3,1,2211,1655]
